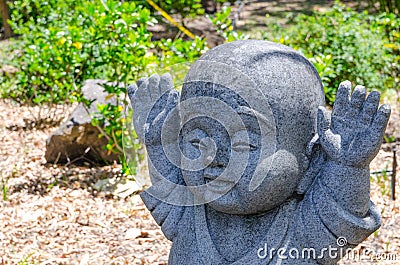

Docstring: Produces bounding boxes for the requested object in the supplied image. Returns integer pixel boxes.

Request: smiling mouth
[204,173,235,193]
[203,165,236,190]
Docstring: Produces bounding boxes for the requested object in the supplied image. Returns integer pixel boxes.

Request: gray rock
[45,80,121,164]
[128,40,390,264]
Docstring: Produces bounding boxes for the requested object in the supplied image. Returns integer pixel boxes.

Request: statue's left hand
[317,80,391,168]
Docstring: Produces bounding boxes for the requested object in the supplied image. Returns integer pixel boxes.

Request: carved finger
[318,107,341,158]
[137,77,147,88]
[332,80,351,119]
[370,104,391,140]
[144,90,179,146]
[133,115,145,140]
[136,78,150,101]
[148,74,161,101]
[127,83,137,107]
[347,85,366,119]
[359,91,380,128]
[160,73,174,94]
[317,106,331,134]
[149,90,180,136]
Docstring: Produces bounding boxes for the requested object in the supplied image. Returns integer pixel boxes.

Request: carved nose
[203,146,229,167]
[201,137,230,167]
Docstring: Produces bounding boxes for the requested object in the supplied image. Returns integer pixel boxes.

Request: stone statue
[127,40,390,264]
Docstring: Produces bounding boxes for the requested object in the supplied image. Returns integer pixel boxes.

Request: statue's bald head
[182,40,325,156]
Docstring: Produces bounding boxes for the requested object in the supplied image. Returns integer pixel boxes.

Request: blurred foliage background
[262,2,399,104]
[0,0,398,178]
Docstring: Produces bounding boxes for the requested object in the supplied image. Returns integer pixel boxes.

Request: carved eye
[190,139,207,150]
[232,142,258,152]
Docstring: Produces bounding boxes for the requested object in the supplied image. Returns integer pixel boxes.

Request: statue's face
[179,82,304,215]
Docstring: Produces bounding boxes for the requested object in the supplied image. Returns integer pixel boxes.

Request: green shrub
[4,0,212,175]
[209,6,248,42]
[3,0,156,174]
[262,2,398,105]
[8,0,85,104]
[7,0,156,106]
[138,0,204,19]
[371,12,400,89]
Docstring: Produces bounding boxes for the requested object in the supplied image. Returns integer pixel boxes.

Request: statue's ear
[296,134,326,195]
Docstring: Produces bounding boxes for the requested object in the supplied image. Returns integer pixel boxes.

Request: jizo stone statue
[127,40,390,265]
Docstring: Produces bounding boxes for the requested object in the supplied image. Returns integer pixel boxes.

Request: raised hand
[317,80,391,168]
[128,73,179,145]
[129,75,185,232]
